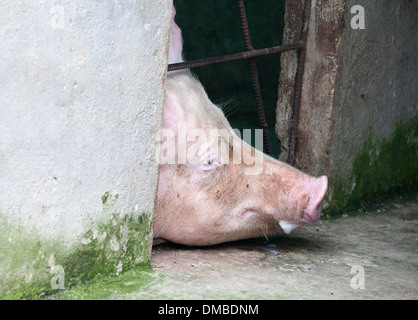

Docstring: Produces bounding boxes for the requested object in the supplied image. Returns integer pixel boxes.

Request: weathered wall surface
[0,0,172,298]
[276,0,345,176]
[328,0,418,210]
[276,0,306,164]
[276,0,417,213]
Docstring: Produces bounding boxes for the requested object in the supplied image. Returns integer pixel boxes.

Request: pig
[152,7,328,246]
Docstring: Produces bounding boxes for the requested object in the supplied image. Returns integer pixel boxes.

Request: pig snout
[251,160,328,236]
[276,173,328,235]
[303,175,328,222]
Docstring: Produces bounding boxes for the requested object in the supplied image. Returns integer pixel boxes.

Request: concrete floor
[127,195,418,300]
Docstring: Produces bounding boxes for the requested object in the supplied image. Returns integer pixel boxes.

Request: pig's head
[153,8,328,246]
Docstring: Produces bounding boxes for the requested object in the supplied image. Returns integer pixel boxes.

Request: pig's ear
[163,89,184,133]
[168,6,184,64]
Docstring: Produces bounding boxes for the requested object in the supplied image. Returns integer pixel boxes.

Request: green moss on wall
[0,217,59,299]
[326,115,418,216]
[50,265,160,300]
[63,210,152,287]
[0,192,153,299]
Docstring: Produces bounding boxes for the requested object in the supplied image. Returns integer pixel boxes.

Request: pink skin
[168,7,183,64]
[153,8,328,246]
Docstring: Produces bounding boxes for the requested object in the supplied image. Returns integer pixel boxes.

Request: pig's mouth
[238,207,300,235]
[239,197,324,236]
[278,221,300,234]
[277,199,324,234]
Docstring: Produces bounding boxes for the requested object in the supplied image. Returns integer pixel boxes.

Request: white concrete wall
[0,0,172,295]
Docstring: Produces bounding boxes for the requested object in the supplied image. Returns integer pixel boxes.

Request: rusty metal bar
[286,0,312,166]
[167,0,311,162]
[236,0,273,156]
[167,43,303,72]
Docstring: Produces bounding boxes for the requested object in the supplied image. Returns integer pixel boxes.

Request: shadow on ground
[140,195,417,299]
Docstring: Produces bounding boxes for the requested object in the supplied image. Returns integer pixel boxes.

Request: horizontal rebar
[167,42,303,72]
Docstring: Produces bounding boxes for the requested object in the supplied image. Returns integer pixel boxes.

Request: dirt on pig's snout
[153,71,328,246]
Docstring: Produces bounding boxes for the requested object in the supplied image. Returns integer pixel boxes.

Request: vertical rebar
[287,0,312,166]
[236,0,273,157]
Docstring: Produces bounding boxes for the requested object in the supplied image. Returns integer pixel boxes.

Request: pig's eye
[200,158,220,171]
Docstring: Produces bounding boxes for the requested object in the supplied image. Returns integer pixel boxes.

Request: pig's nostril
[304,202,322,222]
[304,176,328,222]
[315,201,323,217]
